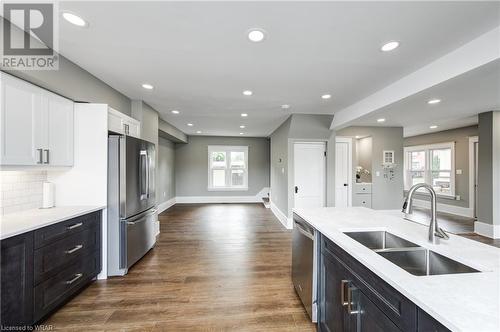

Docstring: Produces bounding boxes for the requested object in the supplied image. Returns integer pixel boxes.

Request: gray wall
[270,117,292,215]
[477,112,500,227]
[157,137,176,203]
[269,114,336,217]
[0,17,131,115]
[337,127,404,210]
[175,136,270,197]
[404,125,478,208]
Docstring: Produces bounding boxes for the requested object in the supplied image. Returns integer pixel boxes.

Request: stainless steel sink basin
[378,249,479,276]
[344,231,480,276]
[344,231,420,250]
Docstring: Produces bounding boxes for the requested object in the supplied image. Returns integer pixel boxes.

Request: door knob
[295,186,299,194]
[343,183,348,187]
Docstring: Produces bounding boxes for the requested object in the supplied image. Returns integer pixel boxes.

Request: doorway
[335,137,353,207]
[293,142,326,209]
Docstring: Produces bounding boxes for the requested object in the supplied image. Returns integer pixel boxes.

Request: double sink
[344,231,479,276]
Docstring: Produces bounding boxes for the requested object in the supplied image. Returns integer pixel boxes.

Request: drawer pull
[65,244,83,254]
[65,273,83,285]
[66,222,83,230]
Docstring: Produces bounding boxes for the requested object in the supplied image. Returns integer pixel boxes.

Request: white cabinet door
[124,119,140,138]
[108,109,124,134]
[0,74,44,165]
[46,93,74,166]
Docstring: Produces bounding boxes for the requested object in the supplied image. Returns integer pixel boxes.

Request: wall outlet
[456,195,460,200]
[456,169,463,175]
[375,171,380,177]
[163,191,166,197]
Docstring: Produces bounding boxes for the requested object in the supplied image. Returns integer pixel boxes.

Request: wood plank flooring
[43,204,316,331]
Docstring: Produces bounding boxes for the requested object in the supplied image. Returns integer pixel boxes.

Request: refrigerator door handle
[146,150,150,199]
[139,150,148,200]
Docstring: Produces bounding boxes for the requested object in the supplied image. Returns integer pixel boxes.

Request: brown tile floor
[43,204,316,331]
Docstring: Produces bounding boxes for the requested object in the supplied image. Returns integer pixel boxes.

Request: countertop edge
[0,206,106,240]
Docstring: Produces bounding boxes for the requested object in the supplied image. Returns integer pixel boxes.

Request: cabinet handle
[65,244,83,254]
[43,149,50,164]
[37,149,43,164]
[65,273,83,285]
[66,222,83,230]
[340,280,349,306]
[347,286,359,315]
[124,123,129,135]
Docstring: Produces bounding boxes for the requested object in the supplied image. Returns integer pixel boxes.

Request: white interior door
[294,142,326,209]
[335,140,351,207]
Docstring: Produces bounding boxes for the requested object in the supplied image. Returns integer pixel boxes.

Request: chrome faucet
[402,183,449,244]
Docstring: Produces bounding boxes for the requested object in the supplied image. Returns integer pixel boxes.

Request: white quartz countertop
[0,206,105,240]
[293,207,500,332]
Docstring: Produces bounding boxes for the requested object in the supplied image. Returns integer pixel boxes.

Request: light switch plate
[456,169,462,175]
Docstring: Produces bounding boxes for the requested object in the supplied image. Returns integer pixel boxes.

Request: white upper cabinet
[46,92,74,166]
[108,107,140,138]
[0,73,74,167]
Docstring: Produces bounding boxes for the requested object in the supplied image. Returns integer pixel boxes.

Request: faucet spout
[403,183,449,244]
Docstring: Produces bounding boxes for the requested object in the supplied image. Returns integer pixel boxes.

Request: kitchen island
[293,207,500,332]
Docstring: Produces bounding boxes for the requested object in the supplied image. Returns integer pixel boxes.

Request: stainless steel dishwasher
[292,214,317,322]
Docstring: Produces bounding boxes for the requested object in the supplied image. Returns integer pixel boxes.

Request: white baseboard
[175,187,269,204]
[270,200,292,229]
[412,199,473,218]
[158,197,176,214]
[474,221,500,239]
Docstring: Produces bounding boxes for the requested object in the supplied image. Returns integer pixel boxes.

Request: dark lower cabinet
[0,232,34,326]
[0,211,101,328]
[318,233,450,332]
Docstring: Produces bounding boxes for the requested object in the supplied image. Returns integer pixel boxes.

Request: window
[208,146,248,190]
[404,142,455,196]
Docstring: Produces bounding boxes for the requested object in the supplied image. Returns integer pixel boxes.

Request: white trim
[412,199,473,218]
[270,200,292,229]
[335,137,353,207]
[157,197,176,214]
[468,136,479,218]
[474,221,500,239]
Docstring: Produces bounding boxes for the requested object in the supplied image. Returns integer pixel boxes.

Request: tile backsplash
[0,171,47,215]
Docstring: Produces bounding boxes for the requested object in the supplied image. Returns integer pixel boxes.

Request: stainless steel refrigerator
[108,135,157,276]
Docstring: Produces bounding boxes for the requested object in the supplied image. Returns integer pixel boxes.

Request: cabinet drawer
[353,194,372,208]
[34,226,100,284]
[321,235,417,331]
[33,251,100,322]
[355,183,372,194]
[34,211,100,249]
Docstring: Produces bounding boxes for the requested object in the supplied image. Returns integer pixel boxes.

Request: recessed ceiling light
[187,123,193,127]
[355,136,361,139]
[240,125,245,129]
[428,99,441,104]
[62,12,88,27]
[241,113,248,117]
[142,83,154,90]
[240,132,244,135]
[171,110,180,114]
[247,29,266,42]
[321,94,331,100]
[381,41,400,52]
[377,118,386,123]
[243,90,253,96]
[429,125,438,129]
[196,130,202,134]
[281,104,291,109]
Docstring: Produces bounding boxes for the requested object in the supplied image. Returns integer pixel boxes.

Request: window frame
[404,142,456,198]
[207,145,249,191]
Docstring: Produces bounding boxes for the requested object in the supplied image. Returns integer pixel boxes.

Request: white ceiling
[58,1,500,137]
[347,59,500,137]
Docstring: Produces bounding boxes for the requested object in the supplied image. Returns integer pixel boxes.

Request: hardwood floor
[43,204,316,331]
